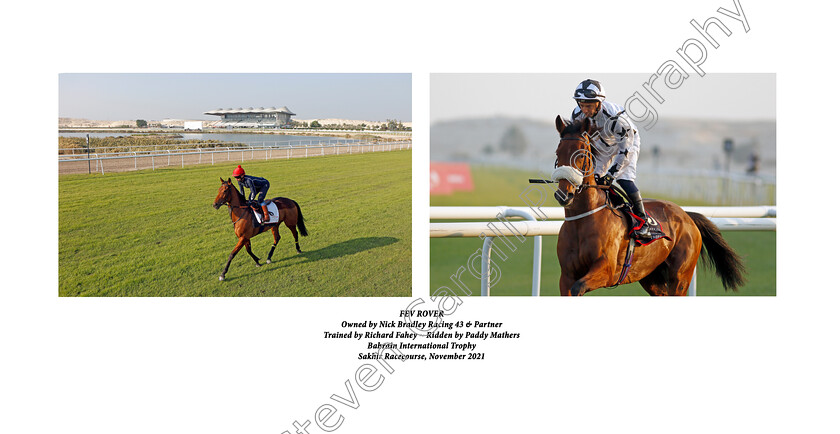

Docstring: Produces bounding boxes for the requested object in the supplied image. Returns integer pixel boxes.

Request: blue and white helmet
[573,79,605,103]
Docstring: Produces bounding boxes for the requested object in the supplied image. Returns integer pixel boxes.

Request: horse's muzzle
[554,189,573,207]
[213,202,221,210]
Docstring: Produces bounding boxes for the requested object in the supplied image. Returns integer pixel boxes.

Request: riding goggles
[574,88,602,99]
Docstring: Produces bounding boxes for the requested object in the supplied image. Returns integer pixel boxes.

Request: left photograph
[59,73,412,296]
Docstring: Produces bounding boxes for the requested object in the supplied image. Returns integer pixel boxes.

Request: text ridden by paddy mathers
[323,310,520,361]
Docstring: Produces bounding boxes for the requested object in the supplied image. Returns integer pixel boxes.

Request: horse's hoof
[255,263,261,267]
[219,276,225,281]
[266,259,272,264]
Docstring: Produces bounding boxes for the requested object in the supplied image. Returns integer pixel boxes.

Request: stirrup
[635,223,652,239]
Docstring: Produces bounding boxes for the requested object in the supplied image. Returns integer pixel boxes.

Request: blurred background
[430,73,776,296]
[431,73,775,206]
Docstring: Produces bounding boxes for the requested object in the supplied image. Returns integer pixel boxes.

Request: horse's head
[552,115,597,207]
[213,178,235,209]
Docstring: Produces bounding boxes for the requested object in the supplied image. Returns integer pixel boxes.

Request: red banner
[430,162,474,195]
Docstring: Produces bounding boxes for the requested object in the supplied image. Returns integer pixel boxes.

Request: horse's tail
[293,200,309,237]
[687,212,746,291]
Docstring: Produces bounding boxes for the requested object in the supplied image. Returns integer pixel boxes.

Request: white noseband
[551,166,584,188]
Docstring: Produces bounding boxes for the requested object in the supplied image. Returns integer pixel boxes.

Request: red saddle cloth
[605,187,671,246]
[627,212,671,246]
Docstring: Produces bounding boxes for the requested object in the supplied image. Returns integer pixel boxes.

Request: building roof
[203,106,296,116]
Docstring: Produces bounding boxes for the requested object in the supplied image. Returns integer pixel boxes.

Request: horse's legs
[563,258,614,296]
[286,221,301,253]
[244,240,261,266]
[266,226,281,264]
[639,272,669,296]
[559,274,575,296]
[640,234,698,296]
[220,237,248,281]
[662,227,702,295]
[673,266,695,296]
[669,238,701,296]
[641,262,690,295]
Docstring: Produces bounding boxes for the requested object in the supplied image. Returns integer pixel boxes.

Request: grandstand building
[203,106,296,128]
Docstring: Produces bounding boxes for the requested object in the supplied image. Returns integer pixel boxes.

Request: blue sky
[59,73,411,121]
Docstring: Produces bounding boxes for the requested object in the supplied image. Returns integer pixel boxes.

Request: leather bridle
[554,133,608,194]
[216,183,251,225]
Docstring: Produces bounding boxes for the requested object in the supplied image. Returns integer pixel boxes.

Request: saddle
[246,200,279,225]
[246,200,262,213]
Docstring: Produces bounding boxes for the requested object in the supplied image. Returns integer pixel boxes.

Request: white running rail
[430,206,777,296]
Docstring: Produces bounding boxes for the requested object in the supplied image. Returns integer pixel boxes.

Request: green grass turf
[430,165,775,296]
[59,150,412,297]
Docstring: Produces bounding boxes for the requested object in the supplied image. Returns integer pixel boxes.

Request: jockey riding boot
[261,205,271,223]
[628,191,652,238]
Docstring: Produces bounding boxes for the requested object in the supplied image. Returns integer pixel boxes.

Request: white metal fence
[58,138,366,155]
[636,168,776,206]
[58,140,412,175]
[430,206,777,296]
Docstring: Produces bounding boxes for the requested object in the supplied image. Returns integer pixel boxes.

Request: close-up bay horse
[550,116,745,296]
[213,178,308,281]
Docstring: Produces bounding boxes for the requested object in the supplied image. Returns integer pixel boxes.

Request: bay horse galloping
[213,178,309,281]
[551,116,745,296]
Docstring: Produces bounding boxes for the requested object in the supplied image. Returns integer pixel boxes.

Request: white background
[2,1,838,433]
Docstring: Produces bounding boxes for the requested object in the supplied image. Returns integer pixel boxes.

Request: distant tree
[482,144,495,155]
[386,119,406,131]
[136,119,148,128]
[499,125,528,156]
[310,120,321,128]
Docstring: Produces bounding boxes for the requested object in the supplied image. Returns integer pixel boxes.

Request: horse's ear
[227,177,232,184]
[220,177,225,183]
[555,115,566,135]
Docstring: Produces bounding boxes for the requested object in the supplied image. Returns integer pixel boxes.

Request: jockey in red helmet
[232,165,271,223]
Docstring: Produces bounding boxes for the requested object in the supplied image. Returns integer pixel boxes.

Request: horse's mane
[228,180,247,202]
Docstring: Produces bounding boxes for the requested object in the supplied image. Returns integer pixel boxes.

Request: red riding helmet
[232,165,245,177]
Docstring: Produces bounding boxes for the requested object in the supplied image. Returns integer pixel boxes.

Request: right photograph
[430,73,776,296]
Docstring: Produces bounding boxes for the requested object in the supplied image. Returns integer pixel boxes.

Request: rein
[227,206,246,225]
[564,203,607,221]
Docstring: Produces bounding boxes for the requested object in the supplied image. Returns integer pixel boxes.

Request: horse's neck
[228,189,249,214]
[568,184,604,215]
